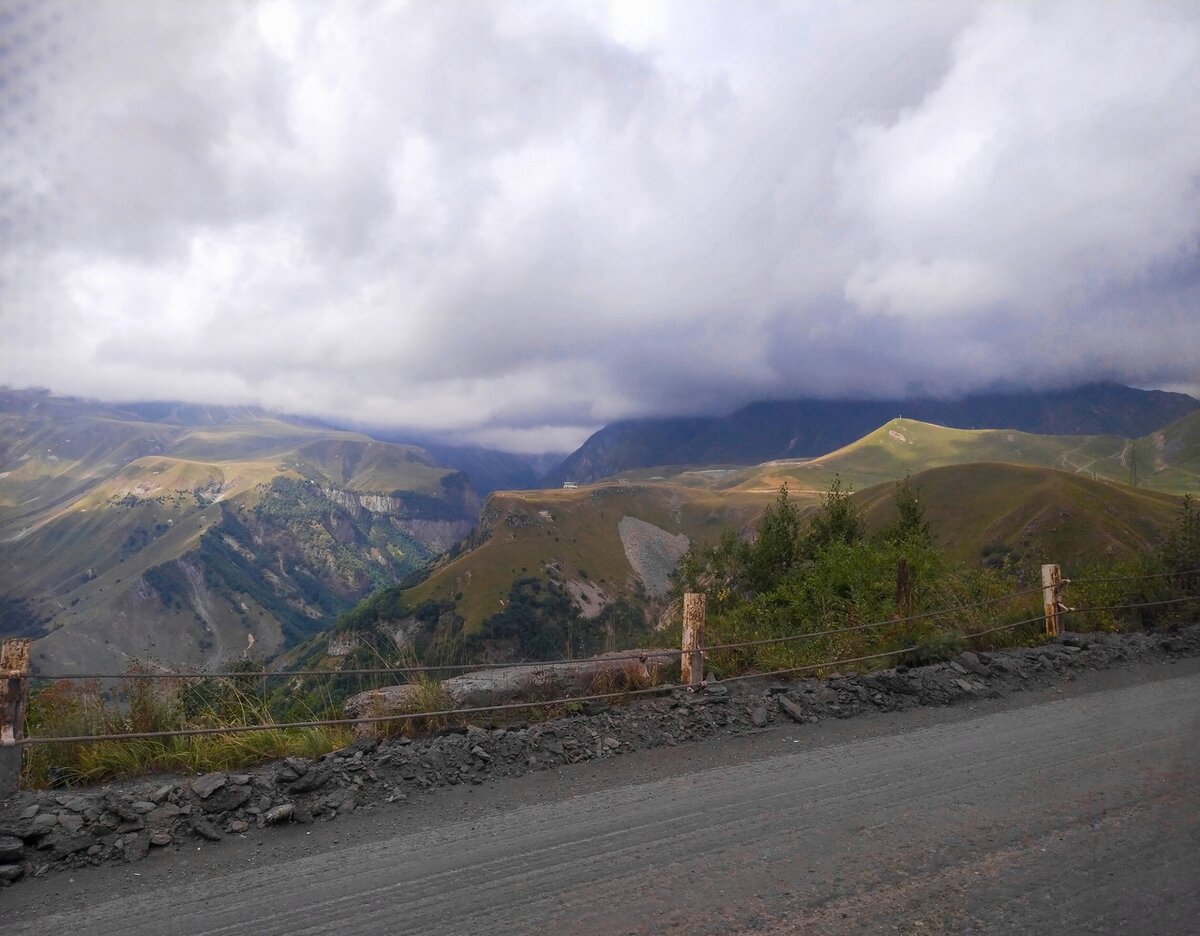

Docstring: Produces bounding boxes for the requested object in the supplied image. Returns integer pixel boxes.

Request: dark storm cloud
[1,0,1197,452]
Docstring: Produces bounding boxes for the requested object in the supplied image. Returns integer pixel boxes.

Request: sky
[1,0,1198,453]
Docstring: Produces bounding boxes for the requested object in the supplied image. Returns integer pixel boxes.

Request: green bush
[674,478,1044,676]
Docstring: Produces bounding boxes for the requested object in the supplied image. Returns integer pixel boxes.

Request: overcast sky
[2,0,1198,452]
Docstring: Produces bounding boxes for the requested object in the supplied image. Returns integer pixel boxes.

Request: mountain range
[0,389,482,673]
[307,403,1200,672]
[4,382,1198,675]
[544,383,1200,485]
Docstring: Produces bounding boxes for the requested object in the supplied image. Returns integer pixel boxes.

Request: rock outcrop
[343,648,682,729]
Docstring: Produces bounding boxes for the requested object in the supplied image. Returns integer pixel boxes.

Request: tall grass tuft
[21,661,352,789]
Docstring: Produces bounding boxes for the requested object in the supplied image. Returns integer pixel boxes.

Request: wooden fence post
[1041,564,1063,637]
[1,638,32,796]
[681,593,706,689]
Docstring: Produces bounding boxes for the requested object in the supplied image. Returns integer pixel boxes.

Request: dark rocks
[56,812,85,834]
[149,830,173,847]
[0,834,24,863]
[321,790,355,813]
[51,833,94,858]
[751,706,769,728]
[123,833,150,863]
[0,863,24,884]
[777,695,807,723]
[145,804,181,828]
[201,785,252,814]
[151,784,175,804]
[336,738,379,757]
[26,813,58,837]
[288,763,334,794]
[104,796,144,823]
[957,651,992,676]
[189,817,223,842]
[190,772,227,800]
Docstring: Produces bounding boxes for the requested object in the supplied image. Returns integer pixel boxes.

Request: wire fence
[31,570,1199,682]
[700,583,1046,655]
[34,648,687,682]
[1066,567,1200,587]
[715,614,1047,685]
[33,583,1058,681]
[16,682,681,746]
[12,573,1196,749]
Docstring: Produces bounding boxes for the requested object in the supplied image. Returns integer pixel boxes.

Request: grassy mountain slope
[1135,410,1200,492]
[0,391,479,674]
[401,483,789,633]
[624,415,1199,498]
[325,419,1191,669]
[857,462,1180,569]
[546,383,1200,484]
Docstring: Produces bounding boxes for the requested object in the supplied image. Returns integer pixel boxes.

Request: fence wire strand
[1066,567,1200,587]
[36,648,686,682]
[714,615,1045,685]
[37,587,1050,681]
[17,682,680,746]
[1062,595,1200,615]
[15,584,1198,748]
[702,584,1044,655]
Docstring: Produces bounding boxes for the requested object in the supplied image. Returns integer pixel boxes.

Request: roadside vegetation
[21,661,352,788]
[671,478,1200,678]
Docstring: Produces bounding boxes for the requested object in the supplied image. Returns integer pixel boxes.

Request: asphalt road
[5,663,1199,935]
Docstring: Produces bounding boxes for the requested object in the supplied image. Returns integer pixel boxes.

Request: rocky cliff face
[394,519,475,553]
[321,488,407,517]
[319,486,476,552]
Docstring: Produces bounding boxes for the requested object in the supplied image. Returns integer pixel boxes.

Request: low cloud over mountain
[2,1,1198,452]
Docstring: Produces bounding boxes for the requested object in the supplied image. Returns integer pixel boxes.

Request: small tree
[881,473,932,546]
[741,485,804,593]
[803,475,863,554]
[1162,493,1199,592]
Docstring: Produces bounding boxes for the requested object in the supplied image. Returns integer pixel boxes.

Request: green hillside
[546,383,1200,484]
[856,462,1181,570]
[404,482,788,632]
[1135,410,1200,492]
[0,392,478,675]
[11,389,1194,677]
[319,422,1191,672]
[621,416,1199,498]
[291,479,795,673]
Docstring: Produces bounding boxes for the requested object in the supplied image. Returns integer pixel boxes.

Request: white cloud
[1,0,1198,452]
[838,1,1200,317]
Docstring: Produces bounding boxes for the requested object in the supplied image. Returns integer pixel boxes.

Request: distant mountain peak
[543,383,1200,485]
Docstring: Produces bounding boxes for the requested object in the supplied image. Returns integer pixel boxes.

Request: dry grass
[587,658,665,696]
[20,664,351,789]
[368,675,459,738]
